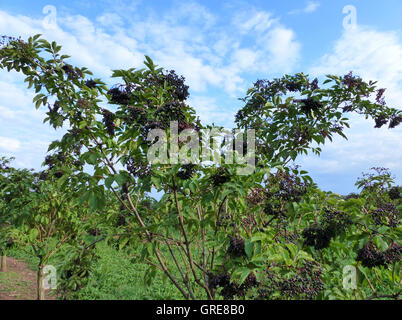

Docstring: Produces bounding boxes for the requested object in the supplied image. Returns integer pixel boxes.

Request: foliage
[0,35,401,300]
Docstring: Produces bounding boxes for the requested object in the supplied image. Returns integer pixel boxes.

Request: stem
[1,254,7,272]
[37,263,45,300]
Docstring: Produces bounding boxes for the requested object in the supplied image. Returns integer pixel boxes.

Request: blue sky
[0,0,401,194]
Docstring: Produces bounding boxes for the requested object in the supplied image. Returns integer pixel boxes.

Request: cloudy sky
[0,0,401,194]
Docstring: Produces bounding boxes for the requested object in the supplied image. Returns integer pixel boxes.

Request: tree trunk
[1,254,7,272]
[37,264,45,300]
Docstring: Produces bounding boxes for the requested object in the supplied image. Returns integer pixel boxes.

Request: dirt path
[0,256,56,300]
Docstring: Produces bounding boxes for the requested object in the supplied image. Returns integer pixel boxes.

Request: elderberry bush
[371,203,399,228]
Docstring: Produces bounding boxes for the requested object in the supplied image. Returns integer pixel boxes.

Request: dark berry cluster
[108,86,130,105]
[343,71,362,89]
[124,106,148,127]
[263,202,280,216]
[0,35,21,47]
[374,115,387,128]
[39,170,48,181]
[126,157,151,178]
[266,170,308,203]
[371,203,399,228]
[310,78,319,90]
[155,101,186,127]
[322,208,353,234]
[383,243,402,264]
[6,237,14,248]
[356,242,386,268]
[258,261,323,300]
[208,273,230,290]
[102,109,116,136]
[246,187,267,206]
[357,242,401,268]
[162,70,190,101]
[208,273,258,300]
[300,97,322,115]
[216,213,232,228]
[284,80,301,92]
[141,120,164,139]
[62,64,83,80]
[227,236,246,257]
[342,105,353,113]
[302,224,334,250]
[389,115,402,128]
[376,88,386,105]
[388,186,401,200]
[278,261,324,299]
[42,152,68,179]
[84,79,97,88]
[211,167,231,186]
[177,164,197,180]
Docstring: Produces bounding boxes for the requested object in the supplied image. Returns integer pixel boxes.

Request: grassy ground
[0,271,31,299]
[7,241,189,300]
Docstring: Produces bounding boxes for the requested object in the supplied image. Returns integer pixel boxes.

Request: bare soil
[0,256,56,300]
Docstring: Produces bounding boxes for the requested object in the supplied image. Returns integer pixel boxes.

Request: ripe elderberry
[371,203,399,228]
[302,224,334,250]
[374,115,387,128]
[162,70,189,101]
[108,87,130,105]
[85,79,97,88]
[388,186,401,200]
[211,167,231,186]
[227,235,246,257]
[389,115,402,128]
[383,243,402,264]
[300,97,322,115]
[102,109,116,136]
[177,164,197,180]
[356,242,386,268]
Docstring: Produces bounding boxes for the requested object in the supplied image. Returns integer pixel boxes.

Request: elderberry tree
[0,156,17,272]
[1,35,400,300]
[0,155,94,300]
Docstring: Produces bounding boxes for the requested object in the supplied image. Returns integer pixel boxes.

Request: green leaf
[245,239,254,259]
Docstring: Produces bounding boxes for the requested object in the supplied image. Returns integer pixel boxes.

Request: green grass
[75,241,183,300]
[0,271,32,298]
[7,240,195,300]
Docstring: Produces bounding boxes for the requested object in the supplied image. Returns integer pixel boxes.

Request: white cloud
[311,26,402,106]
[188,96,236,126]
[0,137,21,151]
[0,4,302,171]
[262,27,301,73]
[289,1,320,15]
[235,11,276,34]
[304,1,320,13]
[304,26,402,180]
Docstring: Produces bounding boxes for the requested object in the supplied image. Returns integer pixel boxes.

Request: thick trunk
[37,264,45,300]
[1,254,7,272]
